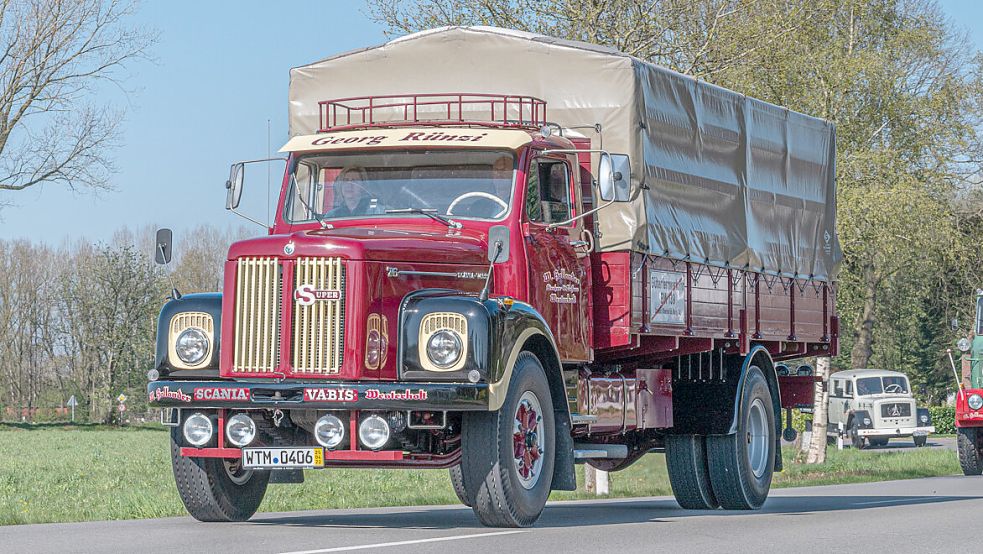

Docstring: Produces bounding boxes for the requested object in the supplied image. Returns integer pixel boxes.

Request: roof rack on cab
[317,93,547,132]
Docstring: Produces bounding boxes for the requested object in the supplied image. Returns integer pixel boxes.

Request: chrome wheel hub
[512,391,545,490]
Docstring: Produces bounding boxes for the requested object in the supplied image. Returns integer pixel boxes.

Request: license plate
[242,447,324,469]
[913,430,929,436]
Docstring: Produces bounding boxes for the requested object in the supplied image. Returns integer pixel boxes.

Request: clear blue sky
[0,1,388,244]
[0,1,980,245]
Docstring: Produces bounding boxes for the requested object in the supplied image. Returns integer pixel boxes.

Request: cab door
[521,154,591,362]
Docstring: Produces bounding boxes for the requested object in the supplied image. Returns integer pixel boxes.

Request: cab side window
[845,381,853,398]
[833,380,844,397]
[526,159,571,224]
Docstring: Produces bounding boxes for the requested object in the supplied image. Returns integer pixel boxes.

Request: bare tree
[0,0,154,197]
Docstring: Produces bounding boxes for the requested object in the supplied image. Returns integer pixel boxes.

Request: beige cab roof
[280,127,534,153]
[831,369,908,380]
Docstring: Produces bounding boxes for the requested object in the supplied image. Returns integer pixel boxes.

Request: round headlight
[225,414,256,447]
[863,417,872,426]
[969,394,983,411]
[175,327,209,366]
[958,338,971,352]
[183,412,213,447]
[426,329,463,368]
[919,414,929,423]
[358,414,391,450]
[315,414,346,449]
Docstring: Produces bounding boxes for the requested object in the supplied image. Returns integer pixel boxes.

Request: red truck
[147,27,840,527]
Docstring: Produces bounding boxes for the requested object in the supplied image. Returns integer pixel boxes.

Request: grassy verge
[0,424,961,525]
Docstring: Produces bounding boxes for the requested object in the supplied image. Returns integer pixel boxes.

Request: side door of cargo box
[521,153,591,362]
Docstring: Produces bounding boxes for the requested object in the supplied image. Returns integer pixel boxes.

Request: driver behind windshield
[458,154,514,218]
[326,166,375,217]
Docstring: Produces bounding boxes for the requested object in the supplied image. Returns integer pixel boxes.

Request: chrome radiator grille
[232,257,281,374]
[292,257,345,374]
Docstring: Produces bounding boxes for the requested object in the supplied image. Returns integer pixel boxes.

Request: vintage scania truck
[956,292,983,475]
[147,27,840,527]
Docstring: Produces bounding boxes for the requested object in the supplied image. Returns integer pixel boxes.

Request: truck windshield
[855,376,909,396]
[284,150,515,224]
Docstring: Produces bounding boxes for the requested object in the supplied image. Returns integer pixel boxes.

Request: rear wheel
[461,352,555,527]
[707,366,775,510]
[913,435,927,448]
[448,464,471,507]
[958,428,983,475]
[170,427,269,522]
[666,434,718,509]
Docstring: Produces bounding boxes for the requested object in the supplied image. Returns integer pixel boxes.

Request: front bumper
[857,425,935,438]
[147,380,489,411]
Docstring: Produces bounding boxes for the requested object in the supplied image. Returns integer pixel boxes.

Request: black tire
[707,366,775,510]
[869,437,889,447]
[913,435,927,448]
[448,464,472,507]
[958,428,983,476]
[666,434,719,510]
[850,420,866,450]
[461,352,555,527]
[170,427,270,522]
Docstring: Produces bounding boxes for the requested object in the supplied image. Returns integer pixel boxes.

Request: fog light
[183,412,213,447]
[225,414,256,447]
[969,394,983,411]
[468,369,481,383]
[314,414,346,449]
[358,414,391,450]
[147,369,159,381]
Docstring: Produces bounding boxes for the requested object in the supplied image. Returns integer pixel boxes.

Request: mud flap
[551,412,577,491]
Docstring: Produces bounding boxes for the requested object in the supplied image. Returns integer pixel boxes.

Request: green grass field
[0,423,961,525]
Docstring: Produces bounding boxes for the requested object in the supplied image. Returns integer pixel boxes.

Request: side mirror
[154,228,173,265]
[487,225,510,263]
[226,163,245,210]
[598,153,631,202]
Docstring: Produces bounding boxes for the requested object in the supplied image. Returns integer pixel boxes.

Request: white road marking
[278,530,526,554]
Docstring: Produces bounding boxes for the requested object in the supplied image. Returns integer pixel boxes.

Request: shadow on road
[249,492,980,530]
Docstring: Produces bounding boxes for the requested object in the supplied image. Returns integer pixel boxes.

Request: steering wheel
[884,383,903,393]
[446,192,508,218]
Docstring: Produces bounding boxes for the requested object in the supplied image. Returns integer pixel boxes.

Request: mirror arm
[229,207,269,229]
[546,198,616,231]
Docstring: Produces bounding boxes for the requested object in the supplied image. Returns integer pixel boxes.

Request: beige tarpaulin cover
[289,26,841,280]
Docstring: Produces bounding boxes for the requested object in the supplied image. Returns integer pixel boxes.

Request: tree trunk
[850,265,878,369]
[805,357,831,464]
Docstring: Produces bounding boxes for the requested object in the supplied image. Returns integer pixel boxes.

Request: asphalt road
[3,474,981,554]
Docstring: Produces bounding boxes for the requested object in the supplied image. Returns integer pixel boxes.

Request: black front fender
[155,292,222,377]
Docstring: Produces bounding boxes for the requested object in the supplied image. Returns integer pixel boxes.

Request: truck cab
[827,369,933,448]
[955,293,983,474]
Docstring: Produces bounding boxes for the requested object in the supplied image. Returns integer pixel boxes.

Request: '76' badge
[294,284,341,306]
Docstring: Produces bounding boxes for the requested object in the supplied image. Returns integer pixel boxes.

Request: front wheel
[461,352,555,527]
[170,427,269,522]
[707,365,775,510]
[958,428,983,475]
[850,420,866,450]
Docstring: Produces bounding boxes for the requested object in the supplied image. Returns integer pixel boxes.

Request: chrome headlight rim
[358,414,391,450]
[425,329,463,369]
[314,413,346,449]
[183,412,213,447]
[175,327,210,366]
[969,393,983,411]
[225,413,256,447]
[958,337,972,352]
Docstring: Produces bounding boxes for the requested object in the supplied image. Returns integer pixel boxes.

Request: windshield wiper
[385,208,462,229]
